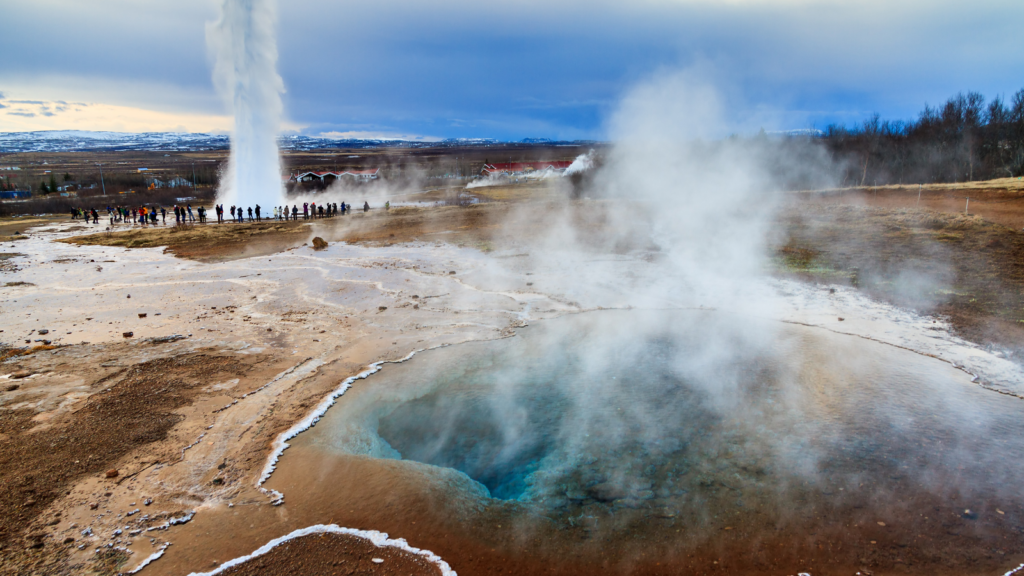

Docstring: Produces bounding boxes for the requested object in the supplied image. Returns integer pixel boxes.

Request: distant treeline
[821,89,1024,186]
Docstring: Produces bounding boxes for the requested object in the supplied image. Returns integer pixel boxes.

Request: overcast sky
[1,0,1022,140]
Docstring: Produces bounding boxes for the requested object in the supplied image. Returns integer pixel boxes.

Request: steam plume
[207,0,285,209]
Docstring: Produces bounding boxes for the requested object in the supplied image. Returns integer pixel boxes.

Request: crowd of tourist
[71,201,367,226]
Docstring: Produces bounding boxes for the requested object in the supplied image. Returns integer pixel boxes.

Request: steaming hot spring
[265,309,1024,574]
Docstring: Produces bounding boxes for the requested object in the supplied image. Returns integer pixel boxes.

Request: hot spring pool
[282,309,1024,573]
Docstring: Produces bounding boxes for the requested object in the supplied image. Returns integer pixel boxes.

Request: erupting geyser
[207,0,285,209]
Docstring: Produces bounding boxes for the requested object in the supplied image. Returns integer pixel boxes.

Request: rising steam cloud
[207,0,285,209]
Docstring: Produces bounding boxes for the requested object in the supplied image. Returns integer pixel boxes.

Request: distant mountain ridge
[0,131,597,153]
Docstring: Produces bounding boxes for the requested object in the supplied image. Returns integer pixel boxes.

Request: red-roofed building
[481,161,573,176]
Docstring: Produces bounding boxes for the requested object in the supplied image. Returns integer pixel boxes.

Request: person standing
[247,207,253,222]
[187,204,195,223]
[363,201,369,212]
[160,207,166,224]
[255,204,261,222]
[292,205,298,220]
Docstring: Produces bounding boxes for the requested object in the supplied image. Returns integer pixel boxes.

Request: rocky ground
[0,179,1022,575]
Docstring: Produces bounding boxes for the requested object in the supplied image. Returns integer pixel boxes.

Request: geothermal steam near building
[207,0,285,208]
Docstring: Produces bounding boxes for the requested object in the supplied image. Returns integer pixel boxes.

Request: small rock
[372,558,384,564]
[589,482,627,502]
[138,313,147,318]
[5,384,20,391]
[105,469,119,478]
[146,334,185,344]
[838,317,845,321]
[448,271,456,275]
[311,237,328,250]
[378,306,387,311]
[122,332,133,338]
[63,537,75,544]
[11,371,32,379]
[37,329,49,335]
[23,499,36,507]
[89,503,99,510]
[127,294,130,298]
[565,489,588,501]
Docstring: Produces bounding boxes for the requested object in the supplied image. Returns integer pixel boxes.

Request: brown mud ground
[60,220,314,262]
[65,184,1023,355]
[213,532,441,576]
[784,182,1024,358]
[0,216,61,245]
[0,344,296,575]
[5,177,1024,575]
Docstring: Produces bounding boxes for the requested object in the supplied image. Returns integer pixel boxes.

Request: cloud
[9,100,46,105]
[0,0,1022,137]
[0,98,233,133]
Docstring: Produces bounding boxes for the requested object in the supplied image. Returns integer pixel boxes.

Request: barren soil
[781,185,1024,357]
[2,177,1023,576]
[214,532,441,576]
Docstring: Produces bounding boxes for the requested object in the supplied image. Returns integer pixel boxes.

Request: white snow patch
[186,524,455,576]
[146,511,194,532]
[256,348,446,502]
[127,542,170,574]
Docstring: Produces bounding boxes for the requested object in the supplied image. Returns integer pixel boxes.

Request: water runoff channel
[267,309,1024,574]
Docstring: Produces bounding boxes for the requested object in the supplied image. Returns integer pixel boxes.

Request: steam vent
[4,0,1024,575]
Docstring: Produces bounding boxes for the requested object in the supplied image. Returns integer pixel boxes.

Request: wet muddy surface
[266,310,1024,575]
[3,200,1024,575]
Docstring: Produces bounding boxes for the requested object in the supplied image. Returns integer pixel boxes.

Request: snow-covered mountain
[0,131,230,153]
[0,131,596,153]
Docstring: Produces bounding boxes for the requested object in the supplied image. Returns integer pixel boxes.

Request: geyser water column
[207,0,285,208]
